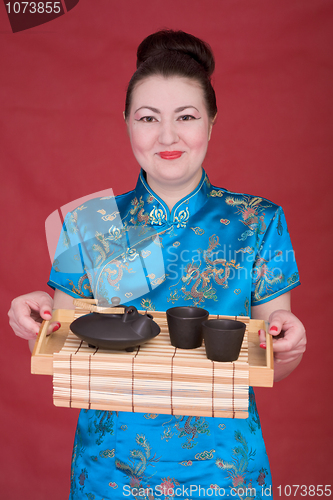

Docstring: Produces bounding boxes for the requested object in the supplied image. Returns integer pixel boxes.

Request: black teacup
[166,306,209,349]
[202,319,246,362]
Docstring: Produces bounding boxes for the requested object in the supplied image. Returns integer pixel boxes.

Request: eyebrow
[134,105,200,114]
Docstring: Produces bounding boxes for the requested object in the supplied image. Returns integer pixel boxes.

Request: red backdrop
[1,1,332,498]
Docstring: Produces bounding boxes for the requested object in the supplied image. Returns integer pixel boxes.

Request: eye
[138,116,157,123]
[177,115,197,121]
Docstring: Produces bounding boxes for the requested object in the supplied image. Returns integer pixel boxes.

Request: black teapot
[70,302,160,351]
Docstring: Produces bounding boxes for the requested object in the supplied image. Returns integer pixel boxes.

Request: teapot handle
[122,306,138,322]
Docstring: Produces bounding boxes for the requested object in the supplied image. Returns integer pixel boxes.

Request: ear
[208,113,217,141]
[123,111,130,137]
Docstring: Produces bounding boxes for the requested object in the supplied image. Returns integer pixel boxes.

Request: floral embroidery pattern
[149,206,166,225]
[158,477,180,500]
[140,298,156,311]
[174,207,190,228]
[78,468,88,489]
[215,431,256,491]
[257,467,269,488]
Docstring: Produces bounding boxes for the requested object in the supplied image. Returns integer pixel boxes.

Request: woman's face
[126,75,213,191]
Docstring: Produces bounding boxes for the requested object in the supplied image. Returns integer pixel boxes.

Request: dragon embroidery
[87,410,115,446]
[253,254,284,301]
[175,416,210,449]
[67,273,92,296]
[103,260,133,290]
[161,415,210,449]
[180,235,242,305]
[225,195,270,244]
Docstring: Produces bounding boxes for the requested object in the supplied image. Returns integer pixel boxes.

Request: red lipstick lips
[158,151,182,160]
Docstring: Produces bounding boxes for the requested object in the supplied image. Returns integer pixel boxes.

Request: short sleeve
[251,206,300,305]
[48,210,93,299]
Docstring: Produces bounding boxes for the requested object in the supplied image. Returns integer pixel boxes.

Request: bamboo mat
[53,308,250,418]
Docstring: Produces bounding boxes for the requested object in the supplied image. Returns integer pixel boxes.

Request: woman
[9,30,306,499]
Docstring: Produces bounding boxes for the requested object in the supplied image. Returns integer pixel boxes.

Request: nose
[158,120,179,145]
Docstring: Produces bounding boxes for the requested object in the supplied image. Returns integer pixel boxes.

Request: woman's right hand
[8,291,58,340]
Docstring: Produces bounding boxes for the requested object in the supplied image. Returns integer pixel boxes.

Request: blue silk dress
[48,169,300,500]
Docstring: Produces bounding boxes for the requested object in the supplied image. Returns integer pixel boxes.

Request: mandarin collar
[133,169,211,228]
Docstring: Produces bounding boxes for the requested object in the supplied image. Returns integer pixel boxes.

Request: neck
[145,169,203,211]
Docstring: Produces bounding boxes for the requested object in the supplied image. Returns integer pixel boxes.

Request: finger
[8,292,55,340]
[273,336,307,355]
[26,296,53,320]
[47,321,61,335]
[272,336,295,353]
[259,323,286,350]
[267,309,296,337]
[268,322,283,336]
[272,320,306,352]
[10,302,39,331]
[258,328,266,349]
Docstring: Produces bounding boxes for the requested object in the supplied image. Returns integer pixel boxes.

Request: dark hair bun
[125,29,217,120]
[136,30,215,77]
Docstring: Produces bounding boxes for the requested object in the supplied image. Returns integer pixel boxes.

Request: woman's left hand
[258,309,307,381]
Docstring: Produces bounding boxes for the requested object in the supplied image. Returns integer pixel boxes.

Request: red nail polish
[258,330,261,336]
[260,342,266,349]
[52,323,61,332]
[270,326,278,332]
[44,310,52,317]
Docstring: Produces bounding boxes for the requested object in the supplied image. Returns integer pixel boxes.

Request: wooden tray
[32,307,274,418]
[32,308,273,389]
